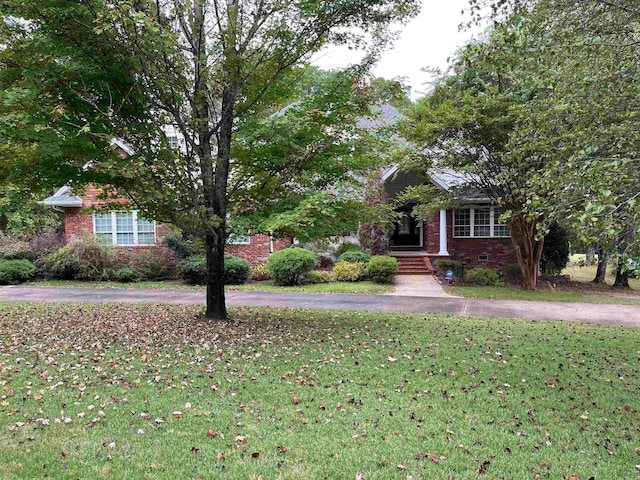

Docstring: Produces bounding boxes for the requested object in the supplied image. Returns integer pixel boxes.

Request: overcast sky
[313,0,485,100]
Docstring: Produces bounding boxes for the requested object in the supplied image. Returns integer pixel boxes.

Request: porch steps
[394,255,435,275]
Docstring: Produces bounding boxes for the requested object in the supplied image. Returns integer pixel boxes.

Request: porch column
[438,209,449,255]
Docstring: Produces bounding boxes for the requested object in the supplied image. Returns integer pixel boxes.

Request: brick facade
[394,210,517,270]
[61,186,291,265]
[226,234,293,267]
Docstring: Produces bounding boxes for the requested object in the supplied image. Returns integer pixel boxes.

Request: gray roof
[41,186,83,208]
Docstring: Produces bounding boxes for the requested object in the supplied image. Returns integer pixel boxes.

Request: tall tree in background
[0,0,419,319]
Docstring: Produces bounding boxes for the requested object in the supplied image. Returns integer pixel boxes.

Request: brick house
[383,165,517,273]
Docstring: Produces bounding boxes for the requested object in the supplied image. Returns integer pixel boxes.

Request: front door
[391,209,422,246]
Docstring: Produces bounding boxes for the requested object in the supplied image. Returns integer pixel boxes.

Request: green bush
[177,254,250,285]
[266,247,318,286]
[128,248,176,280]
[465,267,502,286]
[332,261,365,282]
[0,259,36,285]
[434,259,463,276]
[250,263,271,281]
[115,267,139,283]
[0,239,32,260]
[502,264,523,282]
[177,256,206,285]
[366,255,398,284]
[162,232,194,259]
[47,236,117,280]
[304,270,331,284]
[335,242,362,258]
[224,255,250,285]
[338,250,371,264]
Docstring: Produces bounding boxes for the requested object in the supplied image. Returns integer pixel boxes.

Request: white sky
[313,0,485,100]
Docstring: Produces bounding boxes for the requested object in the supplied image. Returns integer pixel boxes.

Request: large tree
[0,0,419,319]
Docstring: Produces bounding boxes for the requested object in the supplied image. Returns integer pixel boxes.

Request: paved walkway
[0,285,638,327]
[386,275,458,298]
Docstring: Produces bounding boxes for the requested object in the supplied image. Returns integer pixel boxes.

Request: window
[167,136,179,149]
[227,232,251,245]
[93,211,156,245]
[453,206,510,238]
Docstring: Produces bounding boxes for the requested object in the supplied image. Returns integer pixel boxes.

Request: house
[383,165,517,273]
[42,106,517,273]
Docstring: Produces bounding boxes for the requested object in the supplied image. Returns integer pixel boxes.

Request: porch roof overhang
[40,186,83,208]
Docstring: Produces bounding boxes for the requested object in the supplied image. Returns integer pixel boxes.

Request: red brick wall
[226,235,293,267]
[63,185,171,245]
[445,211,517,269]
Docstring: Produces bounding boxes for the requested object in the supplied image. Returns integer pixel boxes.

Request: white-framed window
[93,211,156,245]
[227,232,251,245]
[453,206,510,238]
[167,136,179,149]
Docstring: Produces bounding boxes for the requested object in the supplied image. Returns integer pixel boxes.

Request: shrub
[338,250,371,264]
[29,231,65,259]
[250,263,271,281]
[177,256,206,285]
[332,261,365,282]
[128,248,176,280]
[465,267,502,286]
[115,267,139,283]
[502,264,523,282]
[366,255,398,284]
[47,236,117,280]
[162,232,194,259]
[224,254,250,285]
[335,242,362,258]
[0,239,32,260]
[317,253,335,269]
[266,247,318,286]
[304,270,331,284]
[0,259,36,285]
[177,254,250,285]
[541,222,570,275]
[434,259,463,277]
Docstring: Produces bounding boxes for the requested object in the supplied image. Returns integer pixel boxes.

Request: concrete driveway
[0,285,638,327]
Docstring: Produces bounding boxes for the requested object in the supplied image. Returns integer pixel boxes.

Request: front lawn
[26,279,391,295]
[0,303,637,479]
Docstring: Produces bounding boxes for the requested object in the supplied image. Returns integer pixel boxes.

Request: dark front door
[391,209,422,246]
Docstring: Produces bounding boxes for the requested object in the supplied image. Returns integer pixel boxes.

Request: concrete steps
[394,255,435,275]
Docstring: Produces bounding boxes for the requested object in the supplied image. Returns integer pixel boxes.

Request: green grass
[28,279,391,295]
[228,281,391,295]
[445,284,640,305]
[0,303,638,479]
[447,260,640,304]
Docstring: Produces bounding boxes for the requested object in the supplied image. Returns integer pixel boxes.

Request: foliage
[331,261,365,282]
[266,248,318,286]
[223,255,251,285]
[46,236,117,281]
[365,255,398,284]
[334,242,363,258]
[502,264,523,283]
[0,259,36,284]
[303,270,331,284]
[358,176,392,255]
[177,256,206,285]
[0,185,63,237]
[126,248,176,281]
[434,259,463,277]
[541,222,570,275]
[162,232,196,259]
[337,250,371,265]
[0,0,419,319]
[250,263,271,281]
[0,238,31,260]
[465,267,502,286]
[114,267,139,283]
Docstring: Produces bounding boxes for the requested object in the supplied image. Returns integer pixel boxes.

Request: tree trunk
[585,243,596,264]
[510,215,544,290]
[613,256,630,288]
[205,230,228,319]
[592,245,607,283]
